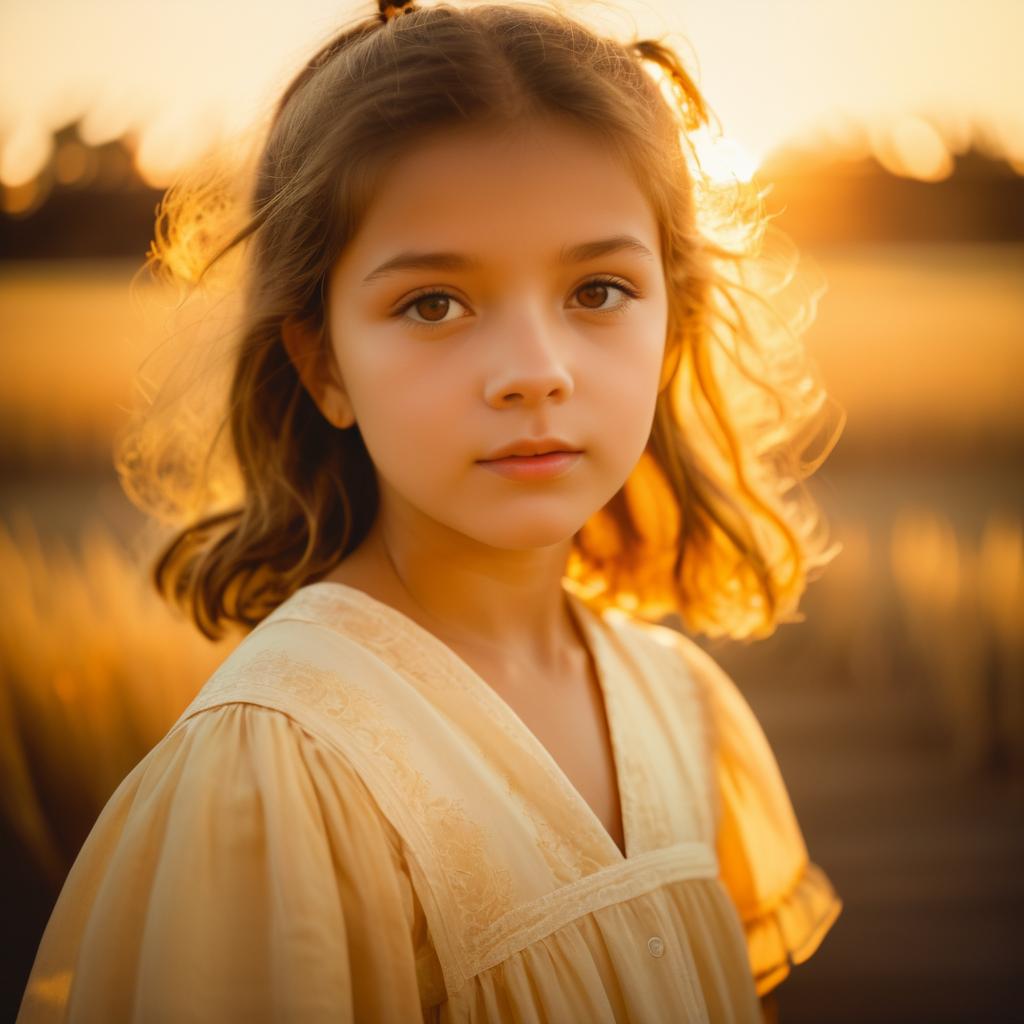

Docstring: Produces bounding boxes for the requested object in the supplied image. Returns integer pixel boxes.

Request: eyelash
[392,275,642,330]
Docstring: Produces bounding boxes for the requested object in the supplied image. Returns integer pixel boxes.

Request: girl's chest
[211,590,721,996]
[460,650,627,860]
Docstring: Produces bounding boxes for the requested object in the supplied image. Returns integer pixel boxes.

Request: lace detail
[664,637,717,842]
[173,644,517,945]
[168,581,742,1000]
[259,584,609,881]
[624,617,719,847]
[472,841,719,977]
[259,583,721,862]
[258,584,721,847]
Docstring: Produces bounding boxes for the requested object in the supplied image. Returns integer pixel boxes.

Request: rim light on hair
[121,0,844,643]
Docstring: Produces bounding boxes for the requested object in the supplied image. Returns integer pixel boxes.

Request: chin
[463,513,593,552]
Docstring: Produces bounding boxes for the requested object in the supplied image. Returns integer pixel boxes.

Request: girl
[18,1,843,1020]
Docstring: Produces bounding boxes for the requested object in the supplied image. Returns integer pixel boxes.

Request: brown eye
[396,290,469,328]
[571,277,640,315]
[414,295,450,322]
[577,283,609,309]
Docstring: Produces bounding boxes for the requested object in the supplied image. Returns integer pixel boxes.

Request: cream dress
[17,580,842,1023]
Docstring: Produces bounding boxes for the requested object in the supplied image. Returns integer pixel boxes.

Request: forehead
[333,116,660,280]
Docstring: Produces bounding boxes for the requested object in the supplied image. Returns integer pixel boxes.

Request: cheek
[599,318,666,426]
[600,350,664,473]
[344,348,469,472]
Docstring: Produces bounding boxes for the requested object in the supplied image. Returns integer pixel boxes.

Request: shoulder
[161,701,400,849]
[596,604,733,696]
[597,607,765,760]
[154,615,413,858]
[20,704,426,1022]
[169,598,376,737]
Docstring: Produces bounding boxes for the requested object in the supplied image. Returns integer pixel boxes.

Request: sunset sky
[0,0,1021,188]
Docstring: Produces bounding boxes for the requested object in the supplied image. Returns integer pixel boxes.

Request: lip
[477,451,582,481]
[479,436,581,461]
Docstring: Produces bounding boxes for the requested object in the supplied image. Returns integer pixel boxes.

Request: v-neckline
[303,579,633,863]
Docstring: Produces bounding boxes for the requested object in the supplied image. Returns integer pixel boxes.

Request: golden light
[818,112,872,162]
[53,140,95,186]
[689,126,762,184]
[1,178,40,216]
[0,0,1022,190]
[872,115,955,182]
[0,122,53,188]
[79,103,139,149]
[134,110,220,189]
[994,117,1024,175]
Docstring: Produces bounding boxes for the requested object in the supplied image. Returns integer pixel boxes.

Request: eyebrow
[361,234,656,285]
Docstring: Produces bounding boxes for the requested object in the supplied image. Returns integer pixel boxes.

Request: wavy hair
[117,0,844,643]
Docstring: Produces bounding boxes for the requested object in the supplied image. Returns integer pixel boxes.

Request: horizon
[0,0,1021,197]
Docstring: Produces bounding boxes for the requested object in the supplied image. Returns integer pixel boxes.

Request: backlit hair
[117,0,843,642]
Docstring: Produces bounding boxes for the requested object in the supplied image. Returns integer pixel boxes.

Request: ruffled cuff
[744,860,843,997]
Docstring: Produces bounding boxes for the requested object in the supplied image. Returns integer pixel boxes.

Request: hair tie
[379,0,418,23]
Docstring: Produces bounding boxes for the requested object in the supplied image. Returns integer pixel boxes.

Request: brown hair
[117,0,843,643]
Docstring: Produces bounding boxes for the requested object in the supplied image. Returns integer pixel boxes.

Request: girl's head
[125,0,841,641]
[282,111,669,566]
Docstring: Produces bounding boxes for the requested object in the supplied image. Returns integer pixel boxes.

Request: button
[647,935,665,957]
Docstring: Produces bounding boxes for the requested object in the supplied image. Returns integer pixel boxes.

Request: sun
[689,126,762,184]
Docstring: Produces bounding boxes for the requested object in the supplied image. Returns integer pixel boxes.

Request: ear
[280,316,356,429]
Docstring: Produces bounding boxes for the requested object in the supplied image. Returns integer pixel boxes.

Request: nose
[482,308,575,408]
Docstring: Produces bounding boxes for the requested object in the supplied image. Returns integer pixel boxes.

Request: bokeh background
[2,1,1022,1021]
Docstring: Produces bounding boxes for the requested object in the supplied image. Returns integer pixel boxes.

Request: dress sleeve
[676,635,843,997]
[16,702,427,1023]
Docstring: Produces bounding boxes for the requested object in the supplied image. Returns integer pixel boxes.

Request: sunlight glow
[995,117,1024,175]
[0,0,1021,187]
[134,111,219,189]
[79,104,139,149]
[690,127,761,184]
[0,122,52,188]
[872,115,955,182]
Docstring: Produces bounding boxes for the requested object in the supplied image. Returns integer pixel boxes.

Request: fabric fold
[17,704,425,1023]
[18,580,842,1021]
[660,624,844,997]
[745,860,844,997]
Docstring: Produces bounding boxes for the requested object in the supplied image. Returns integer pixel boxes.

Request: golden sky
[0,0,1021,187]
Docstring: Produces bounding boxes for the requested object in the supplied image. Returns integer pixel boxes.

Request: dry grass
[2,498,1020,900]
[889,508,1024,775]
[0,513,236,888]
[2,246,1023,466]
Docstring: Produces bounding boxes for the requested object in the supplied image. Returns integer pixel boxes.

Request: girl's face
[313,115,668,554]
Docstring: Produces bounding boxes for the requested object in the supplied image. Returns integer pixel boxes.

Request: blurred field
[803,242,1024,449]
[2,244,1023,465]
[2,248,1023,1021]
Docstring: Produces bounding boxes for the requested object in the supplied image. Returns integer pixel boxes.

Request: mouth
[479,449,580,462]
[478,436,582,462]
[476,450,583,481]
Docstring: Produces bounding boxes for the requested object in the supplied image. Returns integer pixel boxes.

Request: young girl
[19,1,843,1020]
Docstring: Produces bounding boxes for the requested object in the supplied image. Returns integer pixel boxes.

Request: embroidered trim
[169,581,729,997]
[262,584,614,878]
[171,643,518,957]
[470,840,719,978]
